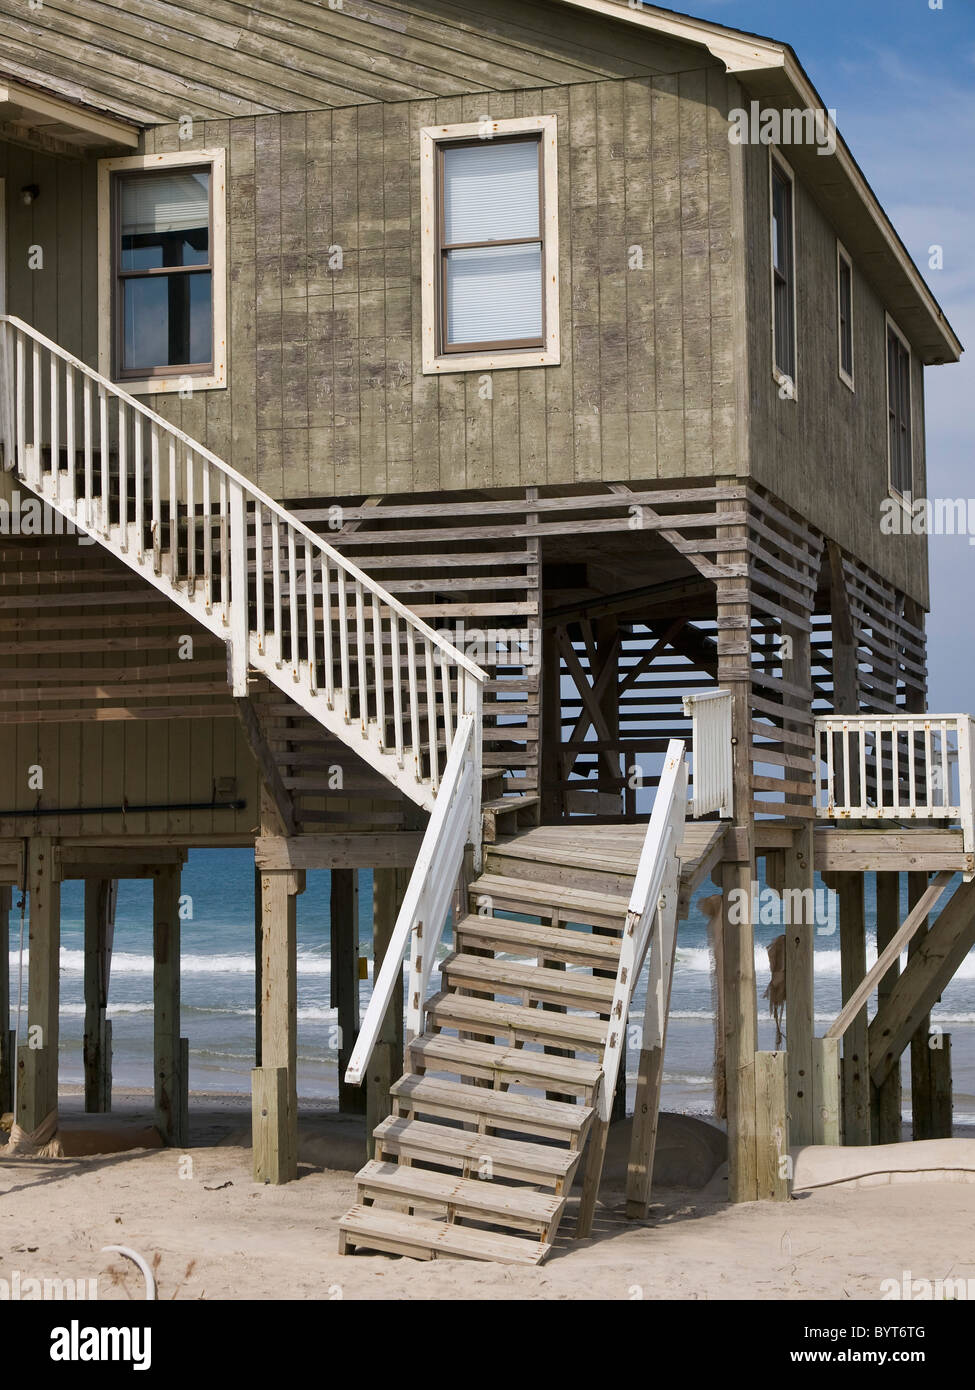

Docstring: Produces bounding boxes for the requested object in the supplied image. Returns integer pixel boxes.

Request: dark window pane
[122,271,212,371]
[839,258,853,377]
[771,165,795,380]
[120,170,210,270]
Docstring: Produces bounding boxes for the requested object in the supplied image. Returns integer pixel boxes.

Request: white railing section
[683,689,733,818]
[0,315,485,811]
[815,714,975,856]
[600,739,687,1123]
[344,713,477,1086]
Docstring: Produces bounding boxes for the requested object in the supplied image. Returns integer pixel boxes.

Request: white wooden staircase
[339,743,688,1264]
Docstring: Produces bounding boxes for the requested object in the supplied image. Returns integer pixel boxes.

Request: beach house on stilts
[0,0,968,1264]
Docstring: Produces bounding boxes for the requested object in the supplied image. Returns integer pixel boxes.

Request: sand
[2,1088,974,1301]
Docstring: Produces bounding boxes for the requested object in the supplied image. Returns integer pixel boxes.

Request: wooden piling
[83,878,116,1113]
[907,870,935,1140]
[929,1033,952,1138]
[872,872,902,1143]
[254,865,304,1183]
[836,873,870,1144]
[19,838,60,1134]
[153,864,187,1146]
[783,825,815,1145]
[722,858,758,1201]
[812,1036,841,1144]
[0,885,9,1115]
[331,868,364,1115]
[755,1050,790,1199]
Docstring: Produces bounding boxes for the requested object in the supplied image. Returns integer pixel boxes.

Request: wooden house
[0,0,968,1264]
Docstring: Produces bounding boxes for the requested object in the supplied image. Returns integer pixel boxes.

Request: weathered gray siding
[142,69,742,498]
[741,138,929,606]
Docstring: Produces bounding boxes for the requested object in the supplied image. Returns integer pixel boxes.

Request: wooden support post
[783,825,815,1145]
[755,1051,790,1199]
[907,871,935,1140]
[254,866,262,1069]
[812,1036,841,1144]
[253,865,304,1183]
[722,859,758,1200]
[83,878,116,1113]
[575,1077,608,1238]
[0,885,9,1116]
[716,489,758,1202]
[872,873,902,1143]
[331,868,364,1115]
[19,838,61,1134]
[836,873,870,1144]
[366,867,408,1151]
[626,858,680,1218]
[929,1033,952,1138]
[153,864,187,1147]
[252,1065,289,1185]
[540,624,562,821]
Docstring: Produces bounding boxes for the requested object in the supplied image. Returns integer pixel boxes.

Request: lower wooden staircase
[338,791,718,1265]
[338,846,624,1264]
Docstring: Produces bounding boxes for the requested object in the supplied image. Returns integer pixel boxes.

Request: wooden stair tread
[408,1032,602,1091]
[339,1203,551,1265]
[489,839,640,874]
[442,951,616,1006]
[482,794,540,812]
[391,1074,593,1135]
[469,872,628,926]
[454,913,621,965]
[355,1160,564,1223]
[373,1116,580,1181]
[426,991,608,1047]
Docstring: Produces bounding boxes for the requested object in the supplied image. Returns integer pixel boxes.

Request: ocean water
[7,849,975,1124]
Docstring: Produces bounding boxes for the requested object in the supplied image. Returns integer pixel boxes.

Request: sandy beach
[2,1089,974,1301]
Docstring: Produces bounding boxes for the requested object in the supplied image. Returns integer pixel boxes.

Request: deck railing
[815,714,975,855]
[0,314,485,812]
[683,689,733,818]
[600,738,687,1122]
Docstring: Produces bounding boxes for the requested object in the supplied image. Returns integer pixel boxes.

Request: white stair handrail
[600,739,687,1121]
[344,712,477,1086]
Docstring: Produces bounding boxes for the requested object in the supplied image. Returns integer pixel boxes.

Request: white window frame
[836,239,855,393]
[885,312,913,505]
[769,148,798,401]
[97,148,227,394]
[420,115,560,375]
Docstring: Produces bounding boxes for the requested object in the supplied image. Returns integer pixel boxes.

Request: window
[837,241,854,390]
[770,153,796,391]
[887,317,913,498]
[421,116,559,373]
[98,150,226,393]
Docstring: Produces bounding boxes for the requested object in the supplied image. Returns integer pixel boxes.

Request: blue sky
[679,0,975,709]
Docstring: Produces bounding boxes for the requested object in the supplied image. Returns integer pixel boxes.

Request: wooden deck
[493,821,726,917]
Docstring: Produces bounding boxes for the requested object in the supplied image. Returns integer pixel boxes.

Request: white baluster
[219,471,229,627]
[270,512,282,667]
[99,384,109,535]
[287,527,299,682]
[253,503,263,653]
[425,637,439,793]
[117,402,127,550]
[406,623,421,782]
[201,460,212,612]
[134,414,143,564]
[355,580,367,734]
[391,612,403,767]
[305,539,317,696]
[168,437,178,582]
[64,364,75,508]
[30,338,41,491]
[84,375,94,528]
[321,556,334,709]
[372,594,385,750]
[150,422,161,574]
[337,566,351,723]
[48,354,58,500]
[185,450,195,595]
